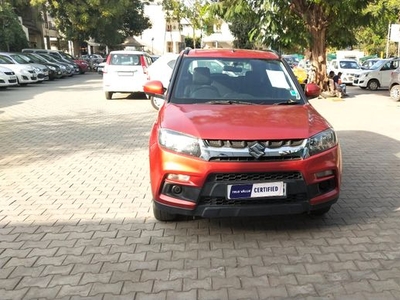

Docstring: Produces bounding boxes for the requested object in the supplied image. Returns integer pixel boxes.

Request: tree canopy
[0,1,29,51]
[30,0,151,48]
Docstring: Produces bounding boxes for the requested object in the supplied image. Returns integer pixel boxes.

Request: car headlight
[48,66,56,70]
[306,128,337,156]
[159,129,201,157]
[60,65,66,70]
[34,67,40,72]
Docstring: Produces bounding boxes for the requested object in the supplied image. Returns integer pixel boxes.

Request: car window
[171,57,301,104]
[9,54,29,64]
[145,55,153,66]
[339,61,359,69]
[110,54,140,66]
[0,55,14,64]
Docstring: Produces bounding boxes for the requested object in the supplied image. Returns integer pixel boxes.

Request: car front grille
[204,139,306,161]
[210,171,303,182]
[205,139,304,148]
[199,193,308,206]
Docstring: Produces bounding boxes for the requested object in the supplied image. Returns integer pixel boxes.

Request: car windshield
[39,54,57,63]
[9,54,29,64]
[0,55,14,64]
[170,57,303,105]
[60,52,74,60]
[28,54,47,64]
[338,61,360,69]
[369,59,389,70]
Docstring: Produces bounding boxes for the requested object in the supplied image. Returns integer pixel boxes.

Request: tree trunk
[309,26,328,90]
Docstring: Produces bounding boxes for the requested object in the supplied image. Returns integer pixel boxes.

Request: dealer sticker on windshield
[227,182,286,199]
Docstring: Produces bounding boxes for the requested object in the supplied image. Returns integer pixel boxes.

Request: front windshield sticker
[267,70,290,89]
[290,90,297,97]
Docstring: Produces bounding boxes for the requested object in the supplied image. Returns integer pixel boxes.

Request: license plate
[227,182,286,199]
[118,71,135,76]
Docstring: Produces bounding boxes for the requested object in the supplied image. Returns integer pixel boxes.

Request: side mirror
[304,83,321,98]
[143,80,165,98]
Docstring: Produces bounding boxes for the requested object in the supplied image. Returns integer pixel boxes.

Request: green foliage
[357,0,400,57]
[30,0,151,47]
[0,2,29,51]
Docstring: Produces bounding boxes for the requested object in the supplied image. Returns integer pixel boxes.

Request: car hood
[0,63,33,72]
[339,68,363,74]
[159,104,331,140]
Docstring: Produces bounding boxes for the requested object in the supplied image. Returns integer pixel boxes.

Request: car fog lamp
[171,185,183,194]
[167,174,190,182]
[315,170,334,179]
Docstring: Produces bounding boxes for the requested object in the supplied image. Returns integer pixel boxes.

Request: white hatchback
[354,58,400,90]
[327,59,362,84]
[102,50,153,100]
[0,66,18,88]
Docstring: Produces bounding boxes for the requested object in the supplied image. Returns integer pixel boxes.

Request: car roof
[109,50,146,55]
[182,48,280,59]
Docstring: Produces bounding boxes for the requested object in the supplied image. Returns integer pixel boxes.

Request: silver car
[0,52,49,81]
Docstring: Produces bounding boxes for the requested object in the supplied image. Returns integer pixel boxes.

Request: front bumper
[150,144,342,218]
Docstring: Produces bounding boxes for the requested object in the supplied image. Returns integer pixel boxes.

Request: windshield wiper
[205,100,256,105]
[275,99,301,105]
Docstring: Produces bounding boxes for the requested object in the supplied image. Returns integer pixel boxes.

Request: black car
[18,53,62,80]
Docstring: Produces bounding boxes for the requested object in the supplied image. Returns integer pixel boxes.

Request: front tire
[390,85,400,101]
[105,92,113,100]
[367,79,379,91]
[153,202,177,221]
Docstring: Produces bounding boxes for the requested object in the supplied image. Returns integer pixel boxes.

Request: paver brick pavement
[1,76,400,299]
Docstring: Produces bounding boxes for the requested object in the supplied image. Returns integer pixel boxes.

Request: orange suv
[144,48,342,221]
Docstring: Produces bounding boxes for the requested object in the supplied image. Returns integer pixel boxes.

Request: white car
[327,59,362,85]
[353,58,400,90]
[146,53,179,110]
[0,66,18,88]
[97,62,106,74]
[0,54,38,86]
[102,50,153,100]
[0,52,48,82]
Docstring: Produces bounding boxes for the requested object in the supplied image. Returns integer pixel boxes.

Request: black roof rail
[183,47,192,55]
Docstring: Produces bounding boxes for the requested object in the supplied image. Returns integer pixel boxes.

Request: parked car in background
[60,52,88,74]
[143,48,341,221]
[354,57,400,90]
[147,53,179,109]
[22,49,80,75]
[97,62,106,74]
[35,53,71,77]
[0,52,48,82]
[18,52,62,81]
[327,59,362,84]
[282,54,300,68]
[0,65,18,88]
[361,58,381,70]
[389,66,400,101]
[102,50,153,100]
[150,55,160,62]
[0,54,38,86]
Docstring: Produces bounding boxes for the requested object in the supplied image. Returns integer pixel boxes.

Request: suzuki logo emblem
[249,143,265,159]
